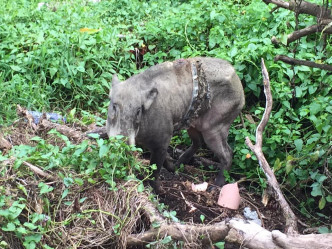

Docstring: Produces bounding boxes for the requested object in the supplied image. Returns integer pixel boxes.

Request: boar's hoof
[149,179,161,194]
[163,159,176,173]
[207,184,221,192]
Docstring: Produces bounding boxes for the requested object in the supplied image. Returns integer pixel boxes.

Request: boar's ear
[143,88,158,110]
[110,74,120,97]
[111,74,120,87]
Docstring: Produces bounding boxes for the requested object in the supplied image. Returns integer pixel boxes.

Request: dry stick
[245,58,298,234]
[23,161,57,181]
[275,55,332,72]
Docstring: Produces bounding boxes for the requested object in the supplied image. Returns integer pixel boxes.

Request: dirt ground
[158,165,285,230]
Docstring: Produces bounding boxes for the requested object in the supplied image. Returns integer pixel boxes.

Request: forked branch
[245,58,298,234]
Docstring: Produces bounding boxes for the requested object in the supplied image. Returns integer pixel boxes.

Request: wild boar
[106,57,245,192]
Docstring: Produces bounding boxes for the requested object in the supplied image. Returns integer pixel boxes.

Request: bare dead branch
[39,118,83,142]
[275,55,332,71]
[127,221,229,246]
[23,161,57,181]
[263,0,332,19]
[287,19,332,44]
[245,58,298,234]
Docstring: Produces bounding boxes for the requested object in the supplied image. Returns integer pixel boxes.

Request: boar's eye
[112,103,117,112]
[134,107,142,129]
[108,103,118,120]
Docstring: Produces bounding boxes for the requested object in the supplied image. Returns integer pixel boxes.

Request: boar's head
[106,74,158,145]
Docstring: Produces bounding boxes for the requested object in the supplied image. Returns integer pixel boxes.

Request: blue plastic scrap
[243,207,262,226]
[28,111,66,124]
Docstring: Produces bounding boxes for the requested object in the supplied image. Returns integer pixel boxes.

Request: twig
[180,191,197,213]
[245,58,298,234]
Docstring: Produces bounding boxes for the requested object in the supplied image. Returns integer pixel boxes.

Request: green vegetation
[0,0,331,247]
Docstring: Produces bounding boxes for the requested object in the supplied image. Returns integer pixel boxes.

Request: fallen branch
[263,0,332,19]
[39,115,83,142]
[245,59,298,234]
[275,55,332,71]
[287,20,332,44]
[127,220,229,247]
[23,161,57,181]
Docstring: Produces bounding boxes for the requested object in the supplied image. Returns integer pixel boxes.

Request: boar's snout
[106,102,139,146]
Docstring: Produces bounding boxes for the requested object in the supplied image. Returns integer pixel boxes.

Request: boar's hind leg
[201,126,232,187]
[163,153,175,173]
[176,127,203,166]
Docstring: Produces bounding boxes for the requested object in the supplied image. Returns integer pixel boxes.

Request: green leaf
[63,177,74,187]
[280,33,288,45]
[77,65,85,73]
[61,189,69,199]
[229,47,237,58]
[214,241,225,249]
[319,197,326,210]
[151,221,161,228]
[326,195,332,203]
[295,87,303,98]
[10,65,22,72]
[310,103,322,115]
[311,184,322,197]
[137,182,144,193]
[38,182,54,195]
[24,222,38,230]
[2,222,16,231]
[273,158,282,172]
[285,156,295,174]
[74,178,84,186]
[161,236,172,244]
[24,233,42,243]
[294,139,303,152]
[49,68,58,78]
[17,226,28,234]
[282,101,290,109]
[79,197,88,203]
[99,144,108,158]
[318,226,330,234]
[87,133,100,139]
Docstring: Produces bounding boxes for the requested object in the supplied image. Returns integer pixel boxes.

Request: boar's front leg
[149,146,168,193]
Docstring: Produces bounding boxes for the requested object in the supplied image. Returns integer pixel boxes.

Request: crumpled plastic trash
[28,111,66,124]
[217,182,241,210]
[191,182,208,192]
[243,206,262,226]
